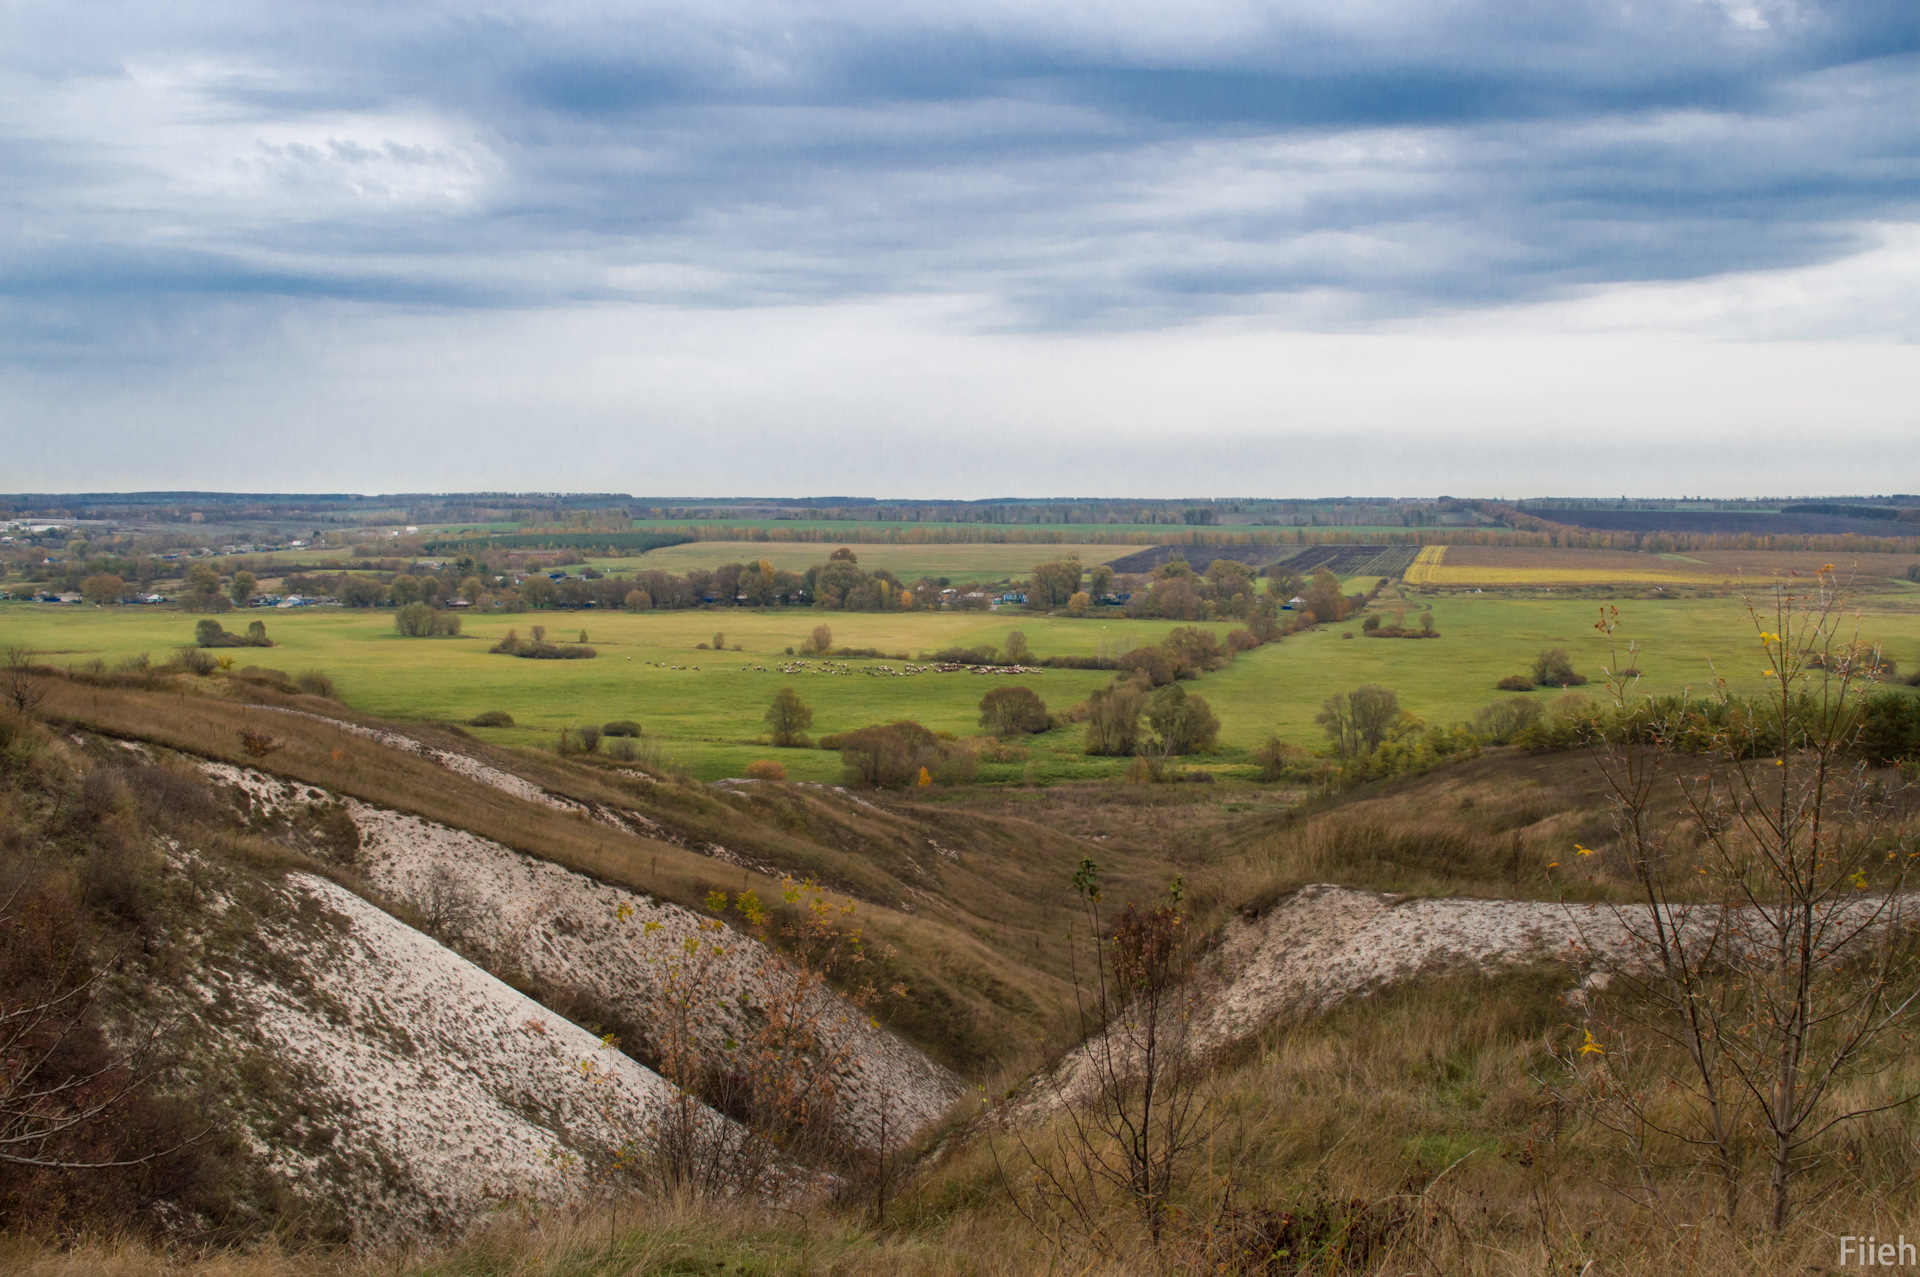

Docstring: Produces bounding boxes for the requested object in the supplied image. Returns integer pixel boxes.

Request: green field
[10,591,1919,782]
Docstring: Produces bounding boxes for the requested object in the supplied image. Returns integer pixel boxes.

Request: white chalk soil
[1026,883,1725,1117]
[166,856,714,1244]
[203,763,968,1153]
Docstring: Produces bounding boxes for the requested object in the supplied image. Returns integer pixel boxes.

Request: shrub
[172,647,217,676]
[1250,735,1310,781]
[490,628,596,659]
[293,669,336,698]
[603,719,641,737]
[802,623,832,655]
[711,631,725,651]
[194,619,272,648]
[1496,674,1536,691]
[979,685,1050,736]
[468,710,514,727]
[1362,614,1381,632]
[1471,696,1544,745]
[1530,647,1587,687]
[577,725,602,754]
[744,760,787,781]
[765,686,814,747]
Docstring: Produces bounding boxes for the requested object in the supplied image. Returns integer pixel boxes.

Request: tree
[1087,565,1116,599]
[228,570,256,606]
[980,686,1050,736]
[337,577,387,608]
[835,721,936,788]
[997,865,1208,1250]
[765,687,814,747]
[179,564,229,613]
[2,646,47,715]
[802,623,832,655]
[1083,682,1147,756]
[1315,684,1400,758]
[1146,684,1219,755]
[80,574,125,606]
[193,619,227,648]
[394,602,458,637]
[1302,568,1348,625]
[1028,559,1084,609]
[1002,630,1033,664]
[1067,591,1092,617]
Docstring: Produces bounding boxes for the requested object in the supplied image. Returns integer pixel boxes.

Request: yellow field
[1408,545,1732,587]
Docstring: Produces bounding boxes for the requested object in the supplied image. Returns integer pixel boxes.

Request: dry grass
[9,973,1914,1275]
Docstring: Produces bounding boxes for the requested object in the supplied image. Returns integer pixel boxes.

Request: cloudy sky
[2,0,1915,498]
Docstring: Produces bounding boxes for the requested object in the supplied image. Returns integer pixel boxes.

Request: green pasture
[8,590,1917,783]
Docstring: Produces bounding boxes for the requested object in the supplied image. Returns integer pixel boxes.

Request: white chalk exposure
[204,763,967,1151]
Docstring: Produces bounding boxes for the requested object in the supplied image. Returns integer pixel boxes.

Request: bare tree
[998,862,1211,1252]
[1,891,196,1173]
[1561,584,1919,1232]
[2,646,48,716]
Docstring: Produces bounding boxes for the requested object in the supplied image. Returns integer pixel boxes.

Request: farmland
[1406,544,1920,590]
[10,582,1920,783]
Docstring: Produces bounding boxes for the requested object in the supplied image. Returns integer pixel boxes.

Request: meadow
[10,580,1920,782]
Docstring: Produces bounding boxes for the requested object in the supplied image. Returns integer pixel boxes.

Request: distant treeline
[423,531,692,554]
[633,522,1920,555]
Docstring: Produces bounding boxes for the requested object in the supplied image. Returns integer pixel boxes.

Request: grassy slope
[14,766,1916,1274]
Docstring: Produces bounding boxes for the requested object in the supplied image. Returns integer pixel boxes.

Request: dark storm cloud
[0,0,1915,336]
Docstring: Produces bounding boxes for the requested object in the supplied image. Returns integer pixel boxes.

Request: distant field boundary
[620,523,1920,555]
[1105,542,1423,577]
[423,531,694,554]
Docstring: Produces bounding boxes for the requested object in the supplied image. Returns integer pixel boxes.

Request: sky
[1,0,1916,498]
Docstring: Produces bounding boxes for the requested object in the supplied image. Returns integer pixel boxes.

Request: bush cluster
[193,619,272,648]
[393,602,460,637]
[489,627,596,660]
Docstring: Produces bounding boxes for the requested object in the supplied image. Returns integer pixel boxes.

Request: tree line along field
[582,540,1139,580]
[8,589,1920,783]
